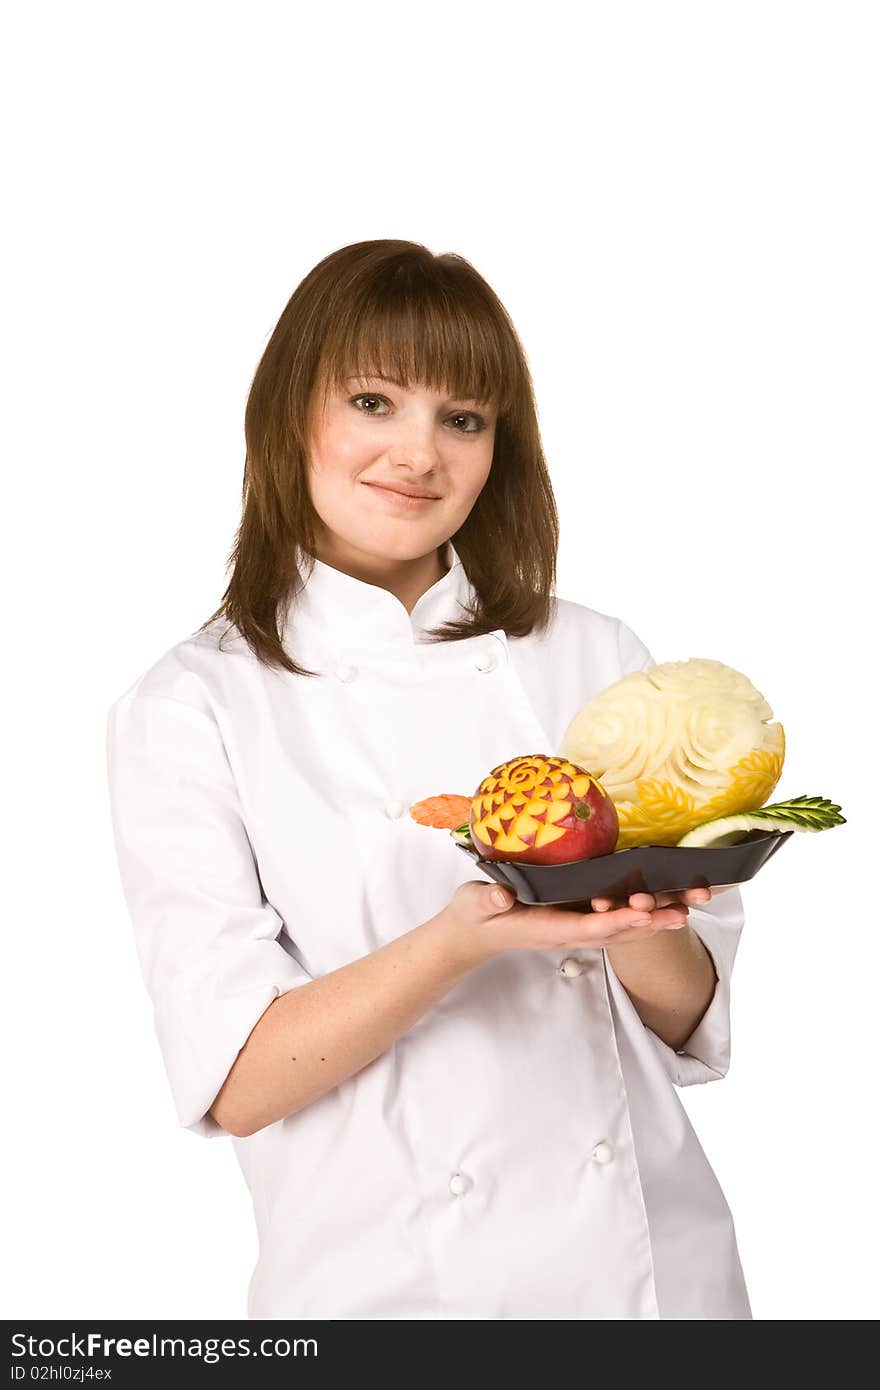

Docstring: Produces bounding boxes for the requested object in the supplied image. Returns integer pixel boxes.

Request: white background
[3,0,876,1320]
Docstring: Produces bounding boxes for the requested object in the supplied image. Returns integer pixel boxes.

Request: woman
[106,239,751,1319]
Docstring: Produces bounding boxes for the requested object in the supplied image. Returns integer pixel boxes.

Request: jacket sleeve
[105,690,314,1138]
[610,619,746,1086]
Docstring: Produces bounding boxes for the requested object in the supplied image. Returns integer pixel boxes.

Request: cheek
[461,446,494,500]
[308,445,364,513]
[310,413,368,473]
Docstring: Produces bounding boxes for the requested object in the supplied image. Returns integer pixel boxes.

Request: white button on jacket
[105,540,752,1320]
[559,956,586,978]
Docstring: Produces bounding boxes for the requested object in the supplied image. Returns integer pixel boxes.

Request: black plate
[454,829,793,909]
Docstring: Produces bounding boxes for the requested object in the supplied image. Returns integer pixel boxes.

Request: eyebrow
[346,374,485,402]
[346,375,410,388]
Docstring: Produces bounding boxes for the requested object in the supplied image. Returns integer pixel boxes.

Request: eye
[350,393,390,416]
[350,394,488,433]
[449,411,487,434]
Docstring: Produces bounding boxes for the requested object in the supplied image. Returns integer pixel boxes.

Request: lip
[362,481,441,506]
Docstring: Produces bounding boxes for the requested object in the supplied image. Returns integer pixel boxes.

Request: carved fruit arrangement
[558,658,786,848]
[409,661,845,862]
[468,754,619,866]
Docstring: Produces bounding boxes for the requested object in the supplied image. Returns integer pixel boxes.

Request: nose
[391,433,442,476]
[391,406,448,464]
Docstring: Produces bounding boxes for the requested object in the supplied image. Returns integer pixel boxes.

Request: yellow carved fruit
[557,658,785,848]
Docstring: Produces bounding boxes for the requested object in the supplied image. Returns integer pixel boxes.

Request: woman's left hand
[590,886,732,914]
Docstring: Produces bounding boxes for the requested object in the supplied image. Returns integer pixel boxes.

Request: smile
[362,483,440,508]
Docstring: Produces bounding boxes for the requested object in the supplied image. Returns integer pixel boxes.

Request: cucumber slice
[450,823,475,848]
[677,795,845,847]
[677,814,788,847]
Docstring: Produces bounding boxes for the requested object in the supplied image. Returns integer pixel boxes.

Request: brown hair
[195,239,560,676]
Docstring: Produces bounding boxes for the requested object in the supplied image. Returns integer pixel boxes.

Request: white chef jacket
[105,539,752,1320]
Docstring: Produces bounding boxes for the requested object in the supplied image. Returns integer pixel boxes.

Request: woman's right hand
[441,879,692,962]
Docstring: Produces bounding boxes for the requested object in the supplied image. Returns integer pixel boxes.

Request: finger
[606,918,682,944]
[592,892,656,912]
[627,892,656,911]
[602,922,654,944]
[585,903,688,942]
[599,905,690,944]
[663,908,691,929]
[653,887,711,908]
[582,907,656,940]
[683,887,712,906]
[645,905,690,930]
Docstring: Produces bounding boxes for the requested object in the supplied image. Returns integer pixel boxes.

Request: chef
[105,242,752,1319]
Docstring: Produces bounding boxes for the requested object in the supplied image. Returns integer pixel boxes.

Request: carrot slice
[409,794,472,829]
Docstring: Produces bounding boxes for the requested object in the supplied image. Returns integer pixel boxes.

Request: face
[305,374,497,571]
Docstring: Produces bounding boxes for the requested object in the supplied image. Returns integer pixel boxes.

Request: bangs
[313,259,520,415]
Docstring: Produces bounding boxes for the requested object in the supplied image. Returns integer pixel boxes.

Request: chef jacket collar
[285,539,478,651]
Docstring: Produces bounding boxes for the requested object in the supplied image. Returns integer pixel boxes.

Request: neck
[310,537,450,615]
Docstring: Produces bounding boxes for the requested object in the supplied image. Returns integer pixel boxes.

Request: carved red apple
[469,754,619,865]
